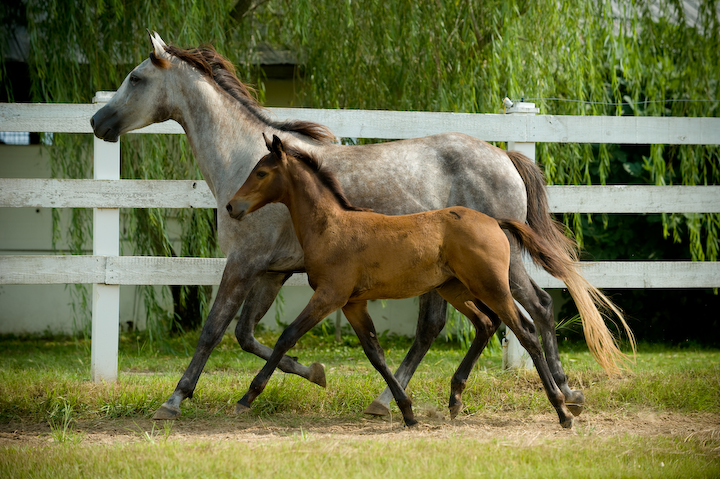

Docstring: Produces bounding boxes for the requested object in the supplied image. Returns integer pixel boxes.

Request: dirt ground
[2,408,719,448]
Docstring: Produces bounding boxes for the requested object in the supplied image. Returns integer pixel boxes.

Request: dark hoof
[560,417,573,429]
[448,400,463,420]
[152,404,180,421]
[308,362,326,388]
[363,399,391,416]
[233,403,251,415]
[567,402,584,416]
[565,389,585,416]
[405,418,419,428]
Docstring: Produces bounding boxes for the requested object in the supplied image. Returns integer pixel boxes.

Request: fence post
[91,92,120,383]
[503,100,539,370]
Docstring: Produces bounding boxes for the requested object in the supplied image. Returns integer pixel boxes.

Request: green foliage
[3,0,718,337]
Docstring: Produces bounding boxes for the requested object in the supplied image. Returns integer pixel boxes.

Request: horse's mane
[152,45,335,143]
[283,145,370,213]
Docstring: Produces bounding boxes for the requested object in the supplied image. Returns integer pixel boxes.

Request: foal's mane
[151,45,335,143]
[283,146,370,213]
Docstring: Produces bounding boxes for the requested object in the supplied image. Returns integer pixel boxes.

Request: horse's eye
[129,74,140,86]
[256,171,268,179]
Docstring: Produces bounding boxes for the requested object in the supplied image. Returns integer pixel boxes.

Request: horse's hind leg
[343,301,418,427]
[364,290,446,416]
[235,272,325,387]
[481,291,573,429]
[508,255,584,415]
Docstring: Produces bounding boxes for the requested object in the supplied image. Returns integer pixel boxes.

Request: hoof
[448,401,463,420]
[363,399,391,417]
[565,390,585,416]
[404,418,419,428]
[308,362,326,388]
[152,404,180,421]
[560,417,573,429]
[233,403,251,415]
[567,402,584,416]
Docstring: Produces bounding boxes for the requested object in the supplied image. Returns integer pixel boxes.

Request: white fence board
[3,103,720,144]
[546,185,720,213]
[0,255,106,284]
[3,179,719,213]
[525,261,720,289]
[0,179,216,209]
[2,255,718,289]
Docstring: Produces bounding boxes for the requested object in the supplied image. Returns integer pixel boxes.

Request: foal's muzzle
[226,200,249,221]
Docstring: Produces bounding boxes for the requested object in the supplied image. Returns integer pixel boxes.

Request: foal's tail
[502,151,636,375]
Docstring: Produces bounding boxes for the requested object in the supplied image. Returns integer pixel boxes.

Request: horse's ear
[271,135,285,158]
[147,29,168,59]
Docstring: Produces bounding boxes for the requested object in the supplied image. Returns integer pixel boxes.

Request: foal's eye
[129,74,140,86]
[256,171,268,179]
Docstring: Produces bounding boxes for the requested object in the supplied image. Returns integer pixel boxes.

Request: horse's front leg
[153,255,266,420]
[234,272,326,387]
[234,291,343,414]
[343,301,418,427]
[364,290,446,416]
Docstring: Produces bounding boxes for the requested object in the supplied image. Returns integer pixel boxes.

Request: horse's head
[91,31,176,142]
[226,134,288,220]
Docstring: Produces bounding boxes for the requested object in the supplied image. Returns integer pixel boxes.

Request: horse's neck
[284,164,345,248]
[173,80,268,204]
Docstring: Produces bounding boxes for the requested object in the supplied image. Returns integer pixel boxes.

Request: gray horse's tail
[504,151,636,375]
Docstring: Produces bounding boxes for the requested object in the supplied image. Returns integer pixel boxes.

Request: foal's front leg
[365,291,447,416]
[234,272,326,387]
[234,291,344,414]
[343,301,418,427]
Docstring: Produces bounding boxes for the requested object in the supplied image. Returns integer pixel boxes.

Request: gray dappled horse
[91,32,631,422]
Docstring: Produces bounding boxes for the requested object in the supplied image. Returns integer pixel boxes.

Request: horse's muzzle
[91,108,121,142]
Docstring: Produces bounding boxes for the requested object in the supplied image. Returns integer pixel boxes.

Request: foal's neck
[283,161,349,247]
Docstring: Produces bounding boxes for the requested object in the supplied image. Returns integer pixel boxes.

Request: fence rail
[2,178,719,213]
[2,99,720,380]
[2,255,719,289]
[3,102,720,144]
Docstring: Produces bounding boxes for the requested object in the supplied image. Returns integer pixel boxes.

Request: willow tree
[4,0,718,339]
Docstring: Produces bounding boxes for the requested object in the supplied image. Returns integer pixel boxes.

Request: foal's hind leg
[437,281,500,418]
[344,301,417,427]
[234,272,325,387]
[508,255,584,415]
[480,291,573,429]
[364,291,447,416]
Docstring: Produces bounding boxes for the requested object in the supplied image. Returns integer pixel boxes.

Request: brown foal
[226,134,580,428]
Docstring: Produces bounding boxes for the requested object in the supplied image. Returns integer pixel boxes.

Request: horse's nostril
[226,203,233,213]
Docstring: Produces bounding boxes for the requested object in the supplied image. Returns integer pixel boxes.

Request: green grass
[1,431,718,478]
[1,332,719,478]
[1,332,718,421]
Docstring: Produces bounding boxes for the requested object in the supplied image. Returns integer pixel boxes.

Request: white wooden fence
[1,96,719,381]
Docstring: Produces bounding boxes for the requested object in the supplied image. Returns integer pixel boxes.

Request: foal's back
[308,205,511,303]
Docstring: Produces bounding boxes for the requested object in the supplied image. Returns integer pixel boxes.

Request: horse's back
[315,133,527,220]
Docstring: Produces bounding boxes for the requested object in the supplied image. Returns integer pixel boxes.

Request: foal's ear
[271,135,284,157]
[263,132,273,152]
